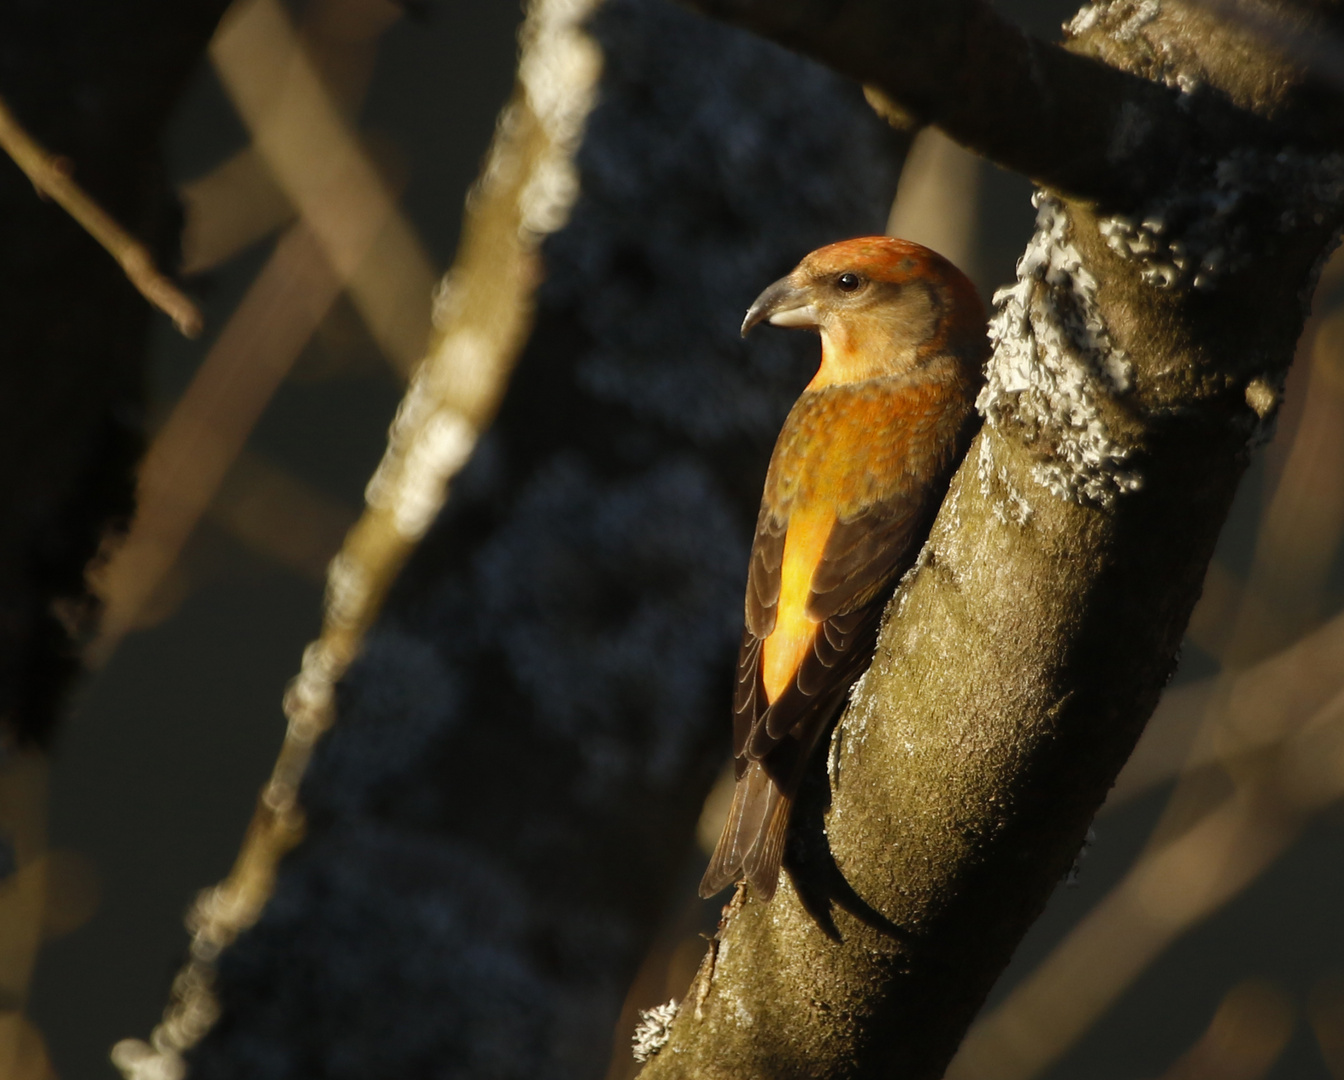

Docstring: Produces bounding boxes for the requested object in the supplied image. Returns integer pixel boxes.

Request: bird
[699,236,989,902]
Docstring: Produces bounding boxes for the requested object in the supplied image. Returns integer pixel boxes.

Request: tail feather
[698,761,775,898]
[742,786,792,902]
[700,689,850,901]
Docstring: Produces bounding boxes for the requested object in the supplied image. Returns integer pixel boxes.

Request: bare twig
[1108,605,1344,807]
[210,451,359,582]
[0,95,203,338]
[1156,981,1294,1080]
[947,685,1344,1080]
[179,147,294,274]
[885,127,982,278]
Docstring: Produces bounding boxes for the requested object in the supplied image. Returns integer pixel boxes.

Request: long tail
[698,761,792,902]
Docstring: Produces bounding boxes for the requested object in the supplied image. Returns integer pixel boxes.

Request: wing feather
[732,631,762,763]
[744,508,786,638]
[806,498,925,622]
[746,486,929,750]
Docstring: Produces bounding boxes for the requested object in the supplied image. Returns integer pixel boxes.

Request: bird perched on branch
[700,237,988,902]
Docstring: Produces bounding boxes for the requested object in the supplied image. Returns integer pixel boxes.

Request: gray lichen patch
[632,999,680,1062]
[1065,0,1201,96]
[1240,370,1287,451]
[1243,375,1278,420]
[978,192,1142,507]
[1097,146,1344,291]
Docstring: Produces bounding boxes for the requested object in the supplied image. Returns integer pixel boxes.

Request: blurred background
[3,0,1341,1077]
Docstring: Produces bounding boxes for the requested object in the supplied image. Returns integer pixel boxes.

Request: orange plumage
[700,237,988,902]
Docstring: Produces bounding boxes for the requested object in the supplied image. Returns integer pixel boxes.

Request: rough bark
[187,2,909,1076]
[636,1,1344,1077]
[0,0,230,746]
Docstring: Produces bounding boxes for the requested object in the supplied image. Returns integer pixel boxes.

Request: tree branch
[0,94,203,337]
[675,0,1214,205]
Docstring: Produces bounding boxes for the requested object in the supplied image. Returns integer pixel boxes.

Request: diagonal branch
[0,94,203,337]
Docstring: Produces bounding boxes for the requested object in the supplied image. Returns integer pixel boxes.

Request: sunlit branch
[0,95,204,337]
[112,0,603,1074]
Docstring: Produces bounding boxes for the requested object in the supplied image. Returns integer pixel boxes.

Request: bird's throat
[811,322,918,389]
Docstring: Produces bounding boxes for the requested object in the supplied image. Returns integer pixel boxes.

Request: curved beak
[740,276,819,337]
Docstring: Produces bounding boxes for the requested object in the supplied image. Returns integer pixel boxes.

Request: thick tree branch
[675,0,1210,205]
[675,0,1344,208]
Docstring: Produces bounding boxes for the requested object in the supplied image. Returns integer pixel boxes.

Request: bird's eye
[837,272,862,292]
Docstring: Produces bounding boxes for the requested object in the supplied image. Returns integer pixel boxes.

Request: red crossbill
[700,237,988,902]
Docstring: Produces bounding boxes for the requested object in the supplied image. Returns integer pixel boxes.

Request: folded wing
[702,480,929,900]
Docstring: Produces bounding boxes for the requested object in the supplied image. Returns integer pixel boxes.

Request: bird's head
[741,237,987,389]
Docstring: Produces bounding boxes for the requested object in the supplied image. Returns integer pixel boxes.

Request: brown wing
[707,477,950,900]
[744,504,786,638]
[733,505,786,766]
[806,497,929,622]
[740,488,931,757]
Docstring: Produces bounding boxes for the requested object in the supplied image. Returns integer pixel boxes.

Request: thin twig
[92,0,432,665]
[0,94,203,338]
